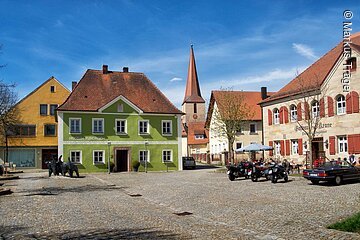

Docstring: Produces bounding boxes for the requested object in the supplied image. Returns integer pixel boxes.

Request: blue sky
[0,0,359,108]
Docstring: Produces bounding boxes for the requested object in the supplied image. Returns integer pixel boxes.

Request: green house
[57,65,183,172]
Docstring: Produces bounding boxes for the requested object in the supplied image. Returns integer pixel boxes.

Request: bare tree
[210,89,254,164]
[290,72,328,168]
[0,83,20,163]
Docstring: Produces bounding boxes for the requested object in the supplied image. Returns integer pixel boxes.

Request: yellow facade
[1,77,70,168]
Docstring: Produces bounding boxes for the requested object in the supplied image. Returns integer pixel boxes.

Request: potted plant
[132,160,140,172]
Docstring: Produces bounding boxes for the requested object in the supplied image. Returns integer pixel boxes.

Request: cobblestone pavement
[1,168,360,239]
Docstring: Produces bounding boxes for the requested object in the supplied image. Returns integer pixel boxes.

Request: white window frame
[139,120,150,135]
[139,150,150,162]
[161,120,172,136]
[117,104,124,112]
[249,123,257,134]
[92,118,104,134]
[115,119,127,135]
[336,95,346,115]
[291,140,298,155]
[69,118,81,134]
[274,141,281,156]
[162,150,173,163]
[273,109,280,124]
[290,105,297,122]
[338,136,348,153]
[312,101,319,118]
[70,150,82,164]
[93,150,105,164]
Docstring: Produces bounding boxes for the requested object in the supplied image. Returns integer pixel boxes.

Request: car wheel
[251,175,258,182]
[228,174,235,181]
[334,176,342,185]
[311,180,319,185]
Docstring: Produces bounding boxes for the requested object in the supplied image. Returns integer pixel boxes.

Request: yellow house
[0,77,70,169]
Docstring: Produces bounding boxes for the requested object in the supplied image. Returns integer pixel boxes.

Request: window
[44,124,56,136]
[346,57,357,72]
[290,105,297,122]
[194,103,197,114]
[274,141,281,156]
[236,142,242,150]
[69,118,81,134]
[291,140,298,155]
[338,136,348,153]
[311,101,319,118]
[336,95,346,115]
[115,119,127,134]
[273,108,280,124]
[117,104,123,112]
[139,150,149,162]
[92,118,104,134]
[236,125,242,134]
[50,85,55,93]
[139,120,149,134]
[162,150,172,162]
[40,104,48,115]
[70,150,81,163]
[250,123,256,134]
[11,125,36,137]
[195,134,204,139]
[93,150,105,164]
[50,104,58,116]
[162,120,172,135]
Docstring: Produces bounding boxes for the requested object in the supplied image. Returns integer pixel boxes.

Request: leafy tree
[209,89,254,164]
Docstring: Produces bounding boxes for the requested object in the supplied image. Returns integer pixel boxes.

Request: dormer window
[195,134,204,139]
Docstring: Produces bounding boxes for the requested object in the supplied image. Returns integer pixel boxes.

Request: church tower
[182,45,206,124]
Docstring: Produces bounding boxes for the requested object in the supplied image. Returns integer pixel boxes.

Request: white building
[260,32,360,165]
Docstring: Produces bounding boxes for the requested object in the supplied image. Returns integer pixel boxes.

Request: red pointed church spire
[183,45,205,105]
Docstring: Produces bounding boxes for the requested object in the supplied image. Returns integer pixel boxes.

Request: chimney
[102,65,108,74]
[261,87,268,100]
[123,67,129,72]
[72,81,77,91]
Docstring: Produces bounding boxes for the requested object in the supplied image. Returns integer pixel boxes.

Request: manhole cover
[173,211,193,216]
[128,194,142,197]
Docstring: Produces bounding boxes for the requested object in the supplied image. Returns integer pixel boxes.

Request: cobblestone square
[1,168,360,239]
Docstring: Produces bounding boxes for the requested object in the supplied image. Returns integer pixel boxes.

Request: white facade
[262,50,360,164]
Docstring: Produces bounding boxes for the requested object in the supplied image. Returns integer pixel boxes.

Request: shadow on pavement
[18,184,128,196]
[0,226,181,239]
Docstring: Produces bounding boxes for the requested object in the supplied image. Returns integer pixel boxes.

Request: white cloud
[54,19,64,28]
[170,77,183,82]
[292,43,318,60]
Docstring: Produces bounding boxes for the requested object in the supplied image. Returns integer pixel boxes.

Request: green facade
[59,98,180,172]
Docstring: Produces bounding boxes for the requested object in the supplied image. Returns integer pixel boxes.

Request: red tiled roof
[187,122,209,145]
[261,32,360,103]
[58,68,183,114]
[214,91,268,121]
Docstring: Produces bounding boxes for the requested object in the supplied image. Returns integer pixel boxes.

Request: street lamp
[145,140,149,173]
[107,141,111,174]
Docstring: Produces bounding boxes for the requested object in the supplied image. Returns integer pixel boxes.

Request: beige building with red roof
[260,33,360,165]
[181,46,209,159]
[206,90,267,163]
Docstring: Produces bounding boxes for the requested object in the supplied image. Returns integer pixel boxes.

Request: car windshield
[322,161,351,168]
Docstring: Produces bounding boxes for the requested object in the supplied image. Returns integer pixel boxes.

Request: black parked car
[303,160,360,185]
[182,157,196,169]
